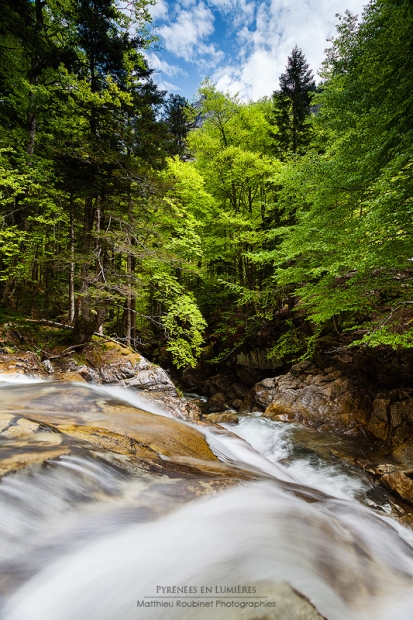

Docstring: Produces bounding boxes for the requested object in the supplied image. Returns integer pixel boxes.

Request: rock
[391,399,413,425]
[126,367,177,395]
[205,392,228,413]
[252,362,370,434]
[205,371,237,396]
[393,441,413,465]
[148,394,201,421]
[0,351,46,378]
[180,366,208,389]
[77,365,100,382]
[0,381,248,482]
[399,514,413,529]
[1,342,198,420]
[235,366,264,386]
[253,363,413,445]
[372,395,390,423]
[55,371,86,383]
[43,359,54,374]
[263,402,294,421]
[204,412,240,424]
[381,471,413,505]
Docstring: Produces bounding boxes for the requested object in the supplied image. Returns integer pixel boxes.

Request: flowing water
[0,377,413,620]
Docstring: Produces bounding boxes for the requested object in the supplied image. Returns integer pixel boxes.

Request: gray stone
[127,367,177,396]
[43,359,54,374]
[253,365,369,433]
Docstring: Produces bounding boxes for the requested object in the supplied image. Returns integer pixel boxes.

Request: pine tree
[272,45,315,154]
[162,94,194,159]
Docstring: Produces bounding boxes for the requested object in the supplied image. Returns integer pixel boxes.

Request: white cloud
[157,79,182,92]
[145,52,188,78]
[149,0,169,21]
[158,2,218,63]
[148,0,367,99]
[212,0,367,99]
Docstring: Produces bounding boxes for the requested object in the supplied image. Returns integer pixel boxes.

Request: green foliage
[3,0,413,370]
[162,94,195,159]
[259,0,413,349]
[163,294,207,368]
[271,46,316,155]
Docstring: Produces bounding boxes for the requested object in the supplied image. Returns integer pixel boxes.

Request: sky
[144,0,367,101]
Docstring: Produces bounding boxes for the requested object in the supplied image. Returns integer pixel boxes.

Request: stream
[0,377,413,620]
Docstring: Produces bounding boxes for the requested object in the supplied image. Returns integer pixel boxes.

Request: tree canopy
[2,0,413,369]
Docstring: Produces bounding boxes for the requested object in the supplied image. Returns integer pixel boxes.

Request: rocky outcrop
[180,355,280,413]
[0,342,200,421]
[249,358,413,506]
[192,370,255,413]
[381,470,413,505]
[0,351,47,378]
[252,360,371,435]
[252,360,413,446]
[0,384,246,485]
[369,390,413,442]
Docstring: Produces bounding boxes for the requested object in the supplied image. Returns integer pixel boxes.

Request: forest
[1,0,413,371]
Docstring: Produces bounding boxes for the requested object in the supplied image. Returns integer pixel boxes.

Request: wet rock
[399,514,413,529]
[263,402,294,421]
[252,362,370,434]
[148,394,201,421]
[0,382,248,482]
[381,471,413,505]
[55,371,86,383]
[0,351,46,378]
[126,367,177,396]
[206,391,228,412]
[0,384,210,463]
[43,359,54,374]
[204,412,240,424]
[0,446,72,477]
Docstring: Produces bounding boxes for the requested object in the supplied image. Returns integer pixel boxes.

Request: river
[0,376,413,620]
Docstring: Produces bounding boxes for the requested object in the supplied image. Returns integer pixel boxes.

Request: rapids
[0,377,413,620]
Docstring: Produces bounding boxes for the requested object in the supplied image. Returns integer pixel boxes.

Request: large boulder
[252,361,371,435]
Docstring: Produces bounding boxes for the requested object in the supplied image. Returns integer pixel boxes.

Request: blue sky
[144,0,367,101]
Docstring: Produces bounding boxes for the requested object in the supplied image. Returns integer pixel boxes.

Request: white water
[222,416,372,501]
[0,381,413,620]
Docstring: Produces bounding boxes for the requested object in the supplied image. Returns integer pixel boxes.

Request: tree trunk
[69,202,75,323]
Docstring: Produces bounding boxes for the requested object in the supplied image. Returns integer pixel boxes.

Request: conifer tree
[272,45,315,154]
[162,94,194,159]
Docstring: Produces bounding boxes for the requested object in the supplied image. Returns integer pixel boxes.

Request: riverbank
[2,313,413,516]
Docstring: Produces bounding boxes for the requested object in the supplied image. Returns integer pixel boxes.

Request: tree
[271,45,315,154]
[270,1,413,350]
[162,94,194,159]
